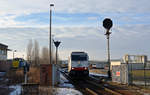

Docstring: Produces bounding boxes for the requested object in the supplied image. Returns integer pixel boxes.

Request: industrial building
[0,43,11,71]
[89,60,108,69]
[0,43,8,61]
[111,54,148,70]
[123,54,147,64]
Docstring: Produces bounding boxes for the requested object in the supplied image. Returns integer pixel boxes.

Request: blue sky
[13,12,150,26]
[0,0,150,60]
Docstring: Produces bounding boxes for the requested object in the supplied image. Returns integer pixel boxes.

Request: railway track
[61,71,123,95]
[87,75,137,95]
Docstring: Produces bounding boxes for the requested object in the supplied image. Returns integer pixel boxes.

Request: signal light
[72,67,74,70]
[84,67,87,70]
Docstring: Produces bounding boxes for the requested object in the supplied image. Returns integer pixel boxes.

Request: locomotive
[68,52,89,78]
[12,58,25,68]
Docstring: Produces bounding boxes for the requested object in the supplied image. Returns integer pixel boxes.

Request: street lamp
[50,4,54,64]
[53,40,61,65]
[13,50,17,60]
[103,18,113,78]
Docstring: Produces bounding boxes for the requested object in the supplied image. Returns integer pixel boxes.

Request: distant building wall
[0,61,12,71]
[90,61,108,69]
[123,54,147,64]
[111,58,146,70]
[111,61,121,70]
[111,61,144,70]
[0,43,8,61]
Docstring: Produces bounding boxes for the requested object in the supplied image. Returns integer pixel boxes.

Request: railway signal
[103,18,113,78]
[53,40,61,64]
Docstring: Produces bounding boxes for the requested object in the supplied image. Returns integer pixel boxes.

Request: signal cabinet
[40,64,60,86]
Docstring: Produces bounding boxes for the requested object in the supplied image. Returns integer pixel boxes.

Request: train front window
[71,55,87,61]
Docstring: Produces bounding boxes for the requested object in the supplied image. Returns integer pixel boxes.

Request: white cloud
[87,17,98,20]
[0,0,149,28]
[0,0,49,15]
[7,51,26,59]
[0,23,150,60]
[53,26,104,39]
[52,0,150,13]
[0,0,149,60]
[0,0,149,16]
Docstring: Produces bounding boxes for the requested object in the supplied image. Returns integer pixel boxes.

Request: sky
[0,0,150,60]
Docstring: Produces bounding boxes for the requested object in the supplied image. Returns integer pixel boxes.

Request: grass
[27,67,40,83]
[6,67,40,84]
[6,69,24,84]
[90,69,107,75]
[132,70,150,77]
[90,69,150,78]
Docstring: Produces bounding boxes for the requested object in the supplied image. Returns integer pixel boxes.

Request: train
[68,51,89,78]
[12,58,26,69]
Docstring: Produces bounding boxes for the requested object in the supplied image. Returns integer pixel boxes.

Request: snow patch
[53,88,82,95]
[59,73,74,88]
[90,72,108,77]
[9,85,21,95]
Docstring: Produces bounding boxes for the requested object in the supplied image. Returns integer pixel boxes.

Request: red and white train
[68,51,89,78]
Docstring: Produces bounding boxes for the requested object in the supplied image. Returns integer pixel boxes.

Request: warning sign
[116,71,120,76]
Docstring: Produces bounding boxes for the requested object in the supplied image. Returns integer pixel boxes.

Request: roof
[71,51,88,55]
[71,51,86,53]
[0,43,8,49]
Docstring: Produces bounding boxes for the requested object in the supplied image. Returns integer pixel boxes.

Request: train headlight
[84,67,87,70]
[71,67,74,70]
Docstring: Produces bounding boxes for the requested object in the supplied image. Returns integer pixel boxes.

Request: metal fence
[112,64,129,84]
[129,63,150,86]
[112,63,150,87]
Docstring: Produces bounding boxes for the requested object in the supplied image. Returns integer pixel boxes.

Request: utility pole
[13,50,17,60]
[144,62,146,86]
[50,4,54,64]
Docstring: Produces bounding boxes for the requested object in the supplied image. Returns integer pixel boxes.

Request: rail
[61,71,123,95]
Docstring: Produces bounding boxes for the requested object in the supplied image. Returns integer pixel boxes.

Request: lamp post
[53,40,61,65]
[13,50,17,60]
[22,54,24,59]
[50,4,54,64]
[103,18,113,78]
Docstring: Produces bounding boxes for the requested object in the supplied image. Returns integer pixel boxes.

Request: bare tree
[26,39,41,66]
[40,46,56,64]
[26,39,33,63]
[33,40,40,66]
[41,47,49,64]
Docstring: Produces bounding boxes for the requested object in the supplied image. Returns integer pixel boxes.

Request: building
[111,54,148,70]
[89,60,108,69]
[0,43,8,61]
[123,54,147,64]
[110,59,121,70]
[0,43,11,71]
[60,60,68,68]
